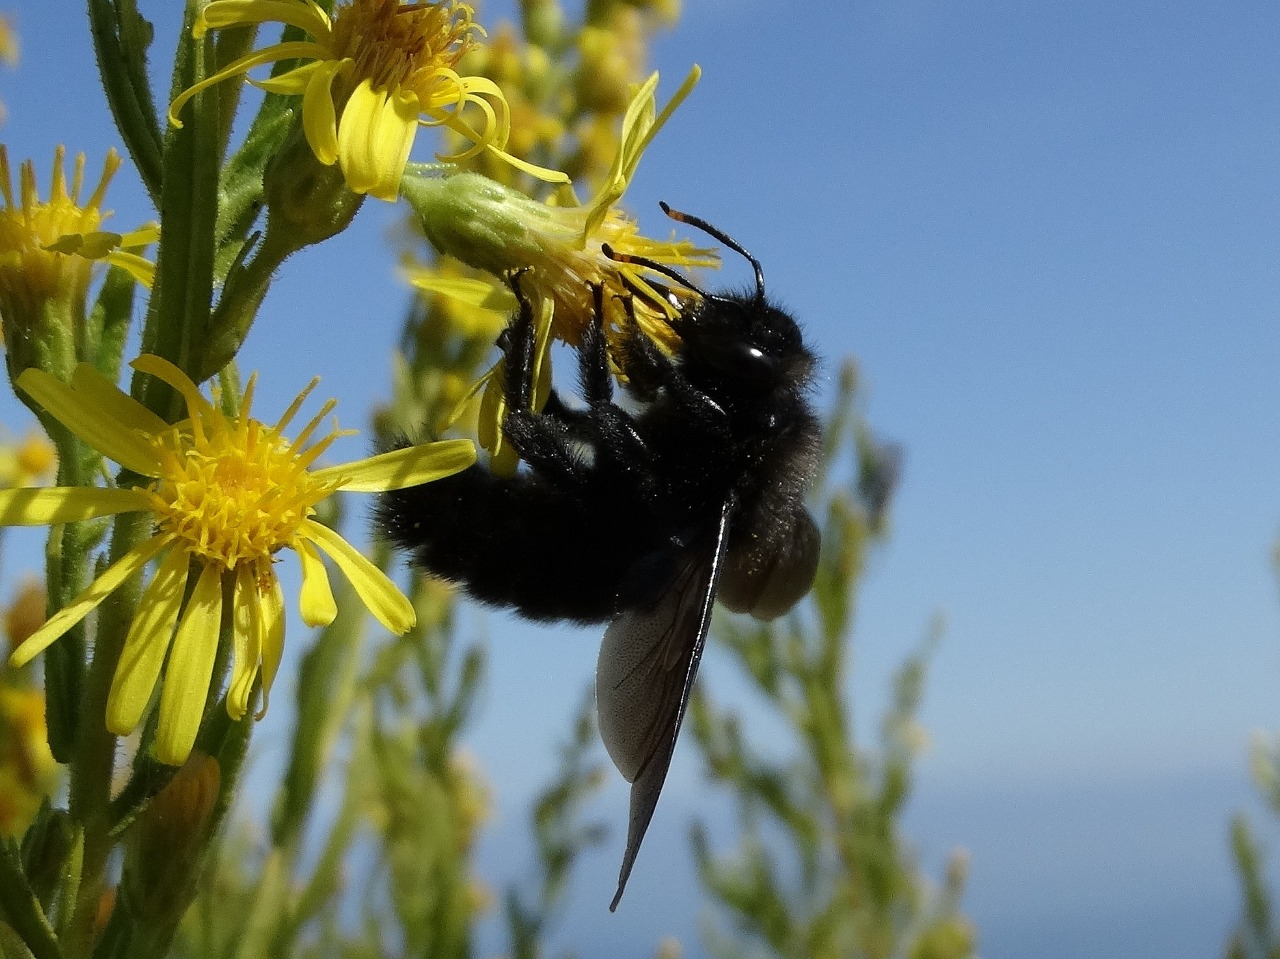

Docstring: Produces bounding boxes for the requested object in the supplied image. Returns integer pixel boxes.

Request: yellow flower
[2,356,475,764]
[406,68,716,350]
[0,146,157,337]
[401,68,718,469]
[169,0,566,202]
[0,429,56,489]
[0,16,16,68]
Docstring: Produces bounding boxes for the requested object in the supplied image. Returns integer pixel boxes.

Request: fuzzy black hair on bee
[377,203,821,910]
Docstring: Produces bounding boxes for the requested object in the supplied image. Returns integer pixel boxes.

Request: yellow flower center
[0,146,118,318]
[331,0,479,97]
[143,382,348,578]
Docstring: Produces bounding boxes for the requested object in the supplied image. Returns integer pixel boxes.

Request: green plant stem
[86,0,163,206]
[135,4,220,411]
[61,512,150,958]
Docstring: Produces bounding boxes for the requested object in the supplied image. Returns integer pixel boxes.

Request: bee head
[677,291,812,393]
[604,204,815,395]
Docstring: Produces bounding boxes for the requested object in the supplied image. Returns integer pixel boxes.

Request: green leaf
[0,839,62,959]
[87,0,162,205]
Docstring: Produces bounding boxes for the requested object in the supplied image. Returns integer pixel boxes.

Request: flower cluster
[0,0,718,769]
[0,0,730,793]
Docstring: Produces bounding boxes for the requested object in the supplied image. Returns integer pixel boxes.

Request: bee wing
[596,499,732,911]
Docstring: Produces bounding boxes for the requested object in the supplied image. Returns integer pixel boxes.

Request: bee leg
[497,271,593,489]
[501,269,538,414]
[523,286,613,440]
[501,271,591,424]
[618,296,730,432]
[574,287,661,500]
[576,284,615,406]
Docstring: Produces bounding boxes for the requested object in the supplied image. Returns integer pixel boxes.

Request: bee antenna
[660,201,766,301]
[601,242,711,300]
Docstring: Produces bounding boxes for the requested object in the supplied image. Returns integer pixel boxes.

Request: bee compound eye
[696,334,777,382]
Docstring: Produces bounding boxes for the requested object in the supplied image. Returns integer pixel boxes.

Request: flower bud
[121,752,221,922]
[262,123,365,252]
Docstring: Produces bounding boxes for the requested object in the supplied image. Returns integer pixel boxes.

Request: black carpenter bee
[378,204,821,910]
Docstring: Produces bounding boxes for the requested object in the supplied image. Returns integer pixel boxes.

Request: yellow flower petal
[336,79,391,197]
[300,59,345,165]
[257,575,285,719]
[369,89,421,202]
[444,359,496,430]
[107,547,189,735]
[587,66,699,242]
[297,538,337,628]
[168,40,332,127]
[314,438,475,492]
[103,250,156,288]
[130,354,216,423]
[199,0,332,39]
[17,369,165,476]
[118,222,161,248]
[9,534,168,668]
[302,519,415,634]
[155,562,223,765]
[250,60,319,96]
[0,486,148,526]
[227,565,263,721]
[70,363,171,437]
[400,265,518,312]
[483,143,570,184]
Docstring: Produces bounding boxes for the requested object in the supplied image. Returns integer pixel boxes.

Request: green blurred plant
[689,361,975,959]
[1227,722,1280,956]
[1222,544,1280,959]
[503,690,608,959]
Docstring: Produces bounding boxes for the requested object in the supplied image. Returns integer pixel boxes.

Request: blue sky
[4,1,1280,955]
